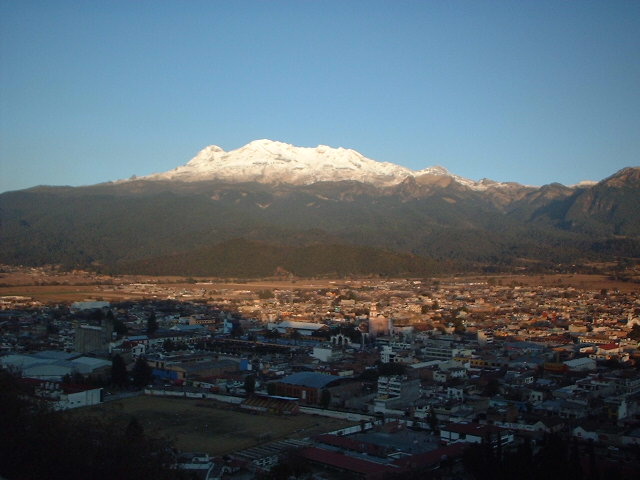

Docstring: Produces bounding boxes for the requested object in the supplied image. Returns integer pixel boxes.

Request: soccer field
[74,395,355,455]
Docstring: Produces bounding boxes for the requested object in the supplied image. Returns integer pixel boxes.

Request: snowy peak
[417,165,450,176]
[143,139,511,189]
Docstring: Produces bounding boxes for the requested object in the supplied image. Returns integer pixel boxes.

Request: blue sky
[1,0,639,192]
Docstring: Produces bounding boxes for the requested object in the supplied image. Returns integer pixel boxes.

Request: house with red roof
[298,446,398,479]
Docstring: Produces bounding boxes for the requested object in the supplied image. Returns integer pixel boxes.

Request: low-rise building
[440,422,514,447]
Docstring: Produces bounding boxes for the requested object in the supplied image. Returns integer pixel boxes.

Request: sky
[1,0,639,193]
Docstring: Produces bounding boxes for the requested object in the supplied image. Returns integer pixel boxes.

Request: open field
[1,267,638,304]
[0,270,350,303]
[0,280,341,303]
[70,395,355,455]
[447,273,640,293]
[0,272,340,290]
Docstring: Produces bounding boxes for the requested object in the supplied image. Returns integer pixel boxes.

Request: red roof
[315,434,388,457]
[442,422,504,437]
[392,443,467,469]
[60,383,101,394]
[299,447,397,479]
[19,377,100,394]
[599,343,619,350]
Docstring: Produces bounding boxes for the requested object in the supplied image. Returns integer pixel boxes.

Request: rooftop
[277,372,342,389]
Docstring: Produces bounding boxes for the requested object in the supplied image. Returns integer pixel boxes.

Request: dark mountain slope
[118,239,444,277]
[1,167,638,276]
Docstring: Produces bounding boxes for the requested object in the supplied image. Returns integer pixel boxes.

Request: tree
[113,319,128,335]
[378,361,406,376]
[266,382,277,395]
[453,318,466,333]
[358,368,379,381]
[111,354,128,387]
[71,371,85,384]
[0,370,180,480]
[428,410,439,433]
[88,308,105,321]
[46,322,59,334]
[628,324,640,341]
[131,357,153,387]
[320,389,331,408]
[534,433,573,479]
[244,375,256,395]
[162,339,175,352]
[340,324,362,343]
[462,438,498,480]
[146,312,158,335]
[174,341,188,351]
[483,377,501,397]
[230,323,244,338]
[289,329,301,344]
[125,416,144,441]
[265,328,281,340]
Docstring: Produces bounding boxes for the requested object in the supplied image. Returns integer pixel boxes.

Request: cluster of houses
[2,275,640,477]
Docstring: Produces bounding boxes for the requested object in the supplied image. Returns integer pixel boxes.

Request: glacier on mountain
[143,139,512,190]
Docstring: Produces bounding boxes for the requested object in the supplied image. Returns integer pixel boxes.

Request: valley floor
[1,268,639,305]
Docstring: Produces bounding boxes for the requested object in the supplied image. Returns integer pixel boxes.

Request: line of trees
[110,355,153,388]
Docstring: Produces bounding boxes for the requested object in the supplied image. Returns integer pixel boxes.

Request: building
[229,439,310,473]
[74,320,113,354]
[21,378,103,410]
[70,301,110,312]
[563,357,597,372]
[440,422,514,447]
[175,453,215,479]
[0,351,110,381]
[312,346,344,363]
[271,372,342,404]
[299,430,467,479]
[267,320,327,336]
[374,375,421,413]
[148,353,240,384]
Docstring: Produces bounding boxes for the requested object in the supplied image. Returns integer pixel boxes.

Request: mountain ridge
[1,144,638,277]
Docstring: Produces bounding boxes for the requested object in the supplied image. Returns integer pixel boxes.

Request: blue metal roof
[279,372,341,389]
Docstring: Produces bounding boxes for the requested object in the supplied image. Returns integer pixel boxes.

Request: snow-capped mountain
[143,139,510,190]
[2,155,638,276]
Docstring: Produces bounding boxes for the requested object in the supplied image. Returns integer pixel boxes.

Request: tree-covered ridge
[118,239,444,277]
[1,167,638,276]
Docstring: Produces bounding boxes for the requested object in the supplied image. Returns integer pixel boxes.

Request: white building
[24,378,103,410]
[563,357,596,372]
[374,375,421,413]
[267,320,326,336]
[312,347,343,363]
[440,423,514,447]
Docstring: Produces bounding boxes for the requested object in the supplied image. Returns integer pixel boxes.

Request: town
[2,266,640,479]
